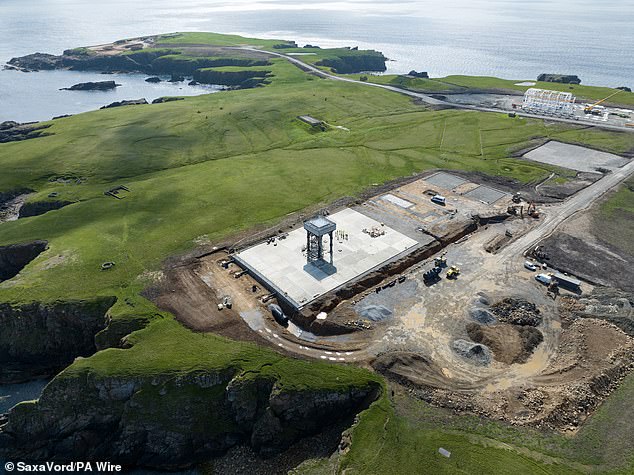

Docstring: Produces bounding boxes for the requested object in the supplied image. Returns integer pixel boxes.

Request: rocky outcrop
[0,368,379,468]
[61,81,119,91]
[0,121,52,143]
[18,200,74,218]
[9,49,270,77]
[193,69,271,88]
[408,70,429,78]
[0,189,33,208]
[145,76,161,83]
[7,53,62,71]
[0,297,116,383]
[537,74,581,84]
[100,98,148,109]
[0,240,48,281]
[316,51,387,74]
[151,97,184,104]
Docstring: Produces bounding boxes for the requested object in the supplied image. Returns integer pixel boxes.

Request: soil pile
[466,323,543,364]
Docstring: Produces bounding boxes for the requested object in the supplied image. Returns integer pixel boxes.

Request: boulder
[145,76,161,83]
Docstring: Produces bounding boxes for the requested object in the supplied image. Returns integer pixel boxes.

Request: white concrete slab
[381,193,414,208]
[524,141,629,173]
[235,208,418,308]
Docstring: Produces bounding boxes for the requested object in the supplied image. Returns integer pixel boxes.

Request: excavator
[584,90,622,115]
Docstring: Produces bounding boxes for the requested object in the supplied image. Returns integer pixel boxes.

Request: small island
[60,80,120,91]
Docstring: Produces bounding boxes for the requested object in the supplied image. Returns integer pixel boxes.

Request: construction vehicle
[423,266,442,284]
[584,90,621,115]
[446,266,461,279]
[527,202,539,218]
[434,252,447,268]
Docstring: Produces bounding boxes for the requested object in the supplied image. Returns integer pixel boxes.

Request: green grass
[338,392,581,475]
[2,30,634,473]
[336,371,634,475]
[66,317,380,392]
[594,179,634,256]
[156,31,291,49]
[1,56,632,307]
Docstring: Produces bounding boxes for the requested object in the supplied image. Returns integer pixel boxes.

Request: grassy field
[326,370,634,475]
[594,178,634,256]
[2,56,632,307]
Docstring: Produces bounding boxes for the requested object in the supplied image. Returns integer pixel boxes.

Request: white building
[522,88,576,116]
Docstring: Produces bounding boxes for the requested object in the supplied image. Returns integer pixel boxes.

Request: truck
[535,273,552,285]
[431,195,446,206]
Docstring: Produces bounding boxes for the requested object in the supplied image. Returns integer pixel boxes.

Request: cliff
[18,200,74,219]
[0,358,379,469]
[316,50,387,74]
[0,240,48,281]
[193,69,272,88]
[8,49,270,77]
[0,297,116,383]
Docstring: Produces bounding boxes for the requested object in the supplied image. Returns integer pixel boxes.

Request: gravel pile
[452,339,492,366]
[358,305,393,322]
[469,307,497,325]
[490,298,542,326]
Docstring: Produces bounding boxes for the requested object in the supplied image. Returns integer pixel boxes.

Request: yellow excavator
[584,90,622,115]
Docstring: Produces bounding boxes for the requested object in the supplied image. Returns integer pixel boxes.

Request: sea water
[0,0,632,121]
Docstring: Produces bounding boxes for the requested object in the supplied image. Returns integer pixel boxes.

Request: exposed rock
[193,69,271,88]
[60,80,119,91]
[145,76,161,83]
[151,96,185,104]
[0,121,52,143]
[7,53,62,71]
[0,296,116,383]
[188,80,199,86]
[18,200,74,218]
[100,98,148,109]
[315,51,387,74]
[537,73,581,84]
[0,368,379,468]
[408,70,429,78]
[0,240,48,282]
[168,74,185,82]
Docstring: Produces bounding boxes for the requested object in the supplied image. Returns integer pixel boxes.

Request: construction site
[155,143,634,434]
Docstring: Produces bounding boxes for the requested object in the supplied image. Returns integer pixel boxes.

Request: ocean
[0,0,633,122]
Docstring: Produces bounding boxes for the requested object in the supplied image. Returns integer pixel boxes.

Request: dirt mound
[451,339,492,366]
[467,323,543,364]
[372,352,449,389]
[490,298,542,326]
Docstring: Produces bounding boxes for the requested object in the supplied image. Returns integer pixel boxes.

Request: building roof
[304,216,337,236]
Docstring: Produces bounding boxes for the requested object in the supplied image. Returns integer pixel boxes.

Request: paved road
[241,47,634,133]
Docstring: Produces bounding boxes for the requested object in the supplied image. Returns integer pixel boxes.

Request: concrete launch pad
[234,208,419,309]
